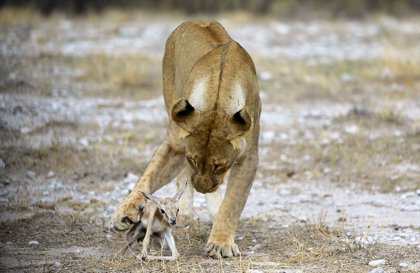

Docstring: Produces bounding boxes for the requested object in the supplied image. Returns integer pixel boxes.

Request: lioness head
[172,99,251,193]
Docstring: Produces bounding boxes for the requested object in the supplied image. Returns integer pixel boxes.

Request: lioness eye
[186,156,197,169]
[160,209,165,214]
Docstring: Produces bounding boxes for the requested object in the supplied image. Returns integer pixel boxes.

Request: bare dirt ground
[0,9,419,273]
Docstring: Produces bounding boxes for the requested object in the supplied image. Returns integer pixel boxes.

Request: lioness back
[162,20,233,109]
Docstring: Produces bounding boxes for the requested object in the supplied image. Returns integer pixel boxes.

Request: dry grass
[69,53,162,99]
[0,7,42,25]
[0,144,86,172]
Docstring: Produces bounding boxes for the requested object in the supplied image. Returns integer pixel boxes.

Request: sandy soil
[0,10,419,273]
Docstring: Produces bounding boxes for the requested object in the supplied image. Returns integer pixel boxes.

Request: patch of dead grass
[1,212,418,272]
[70,53,162,99]
[0,7,42,25]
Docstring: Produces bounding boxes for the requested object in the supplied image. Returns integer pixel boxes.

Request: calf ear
[140,191,161,205]
[171,98,196,131]
[174,179,188,200]
[229,107,251,138]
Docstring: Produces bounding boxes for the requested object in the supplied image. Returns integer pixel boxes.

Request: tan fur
[111,20,261,259]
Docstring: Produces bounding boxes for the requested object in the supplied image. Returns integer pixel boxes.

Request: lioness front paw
[109,201,139,232]
[206,241,241,259]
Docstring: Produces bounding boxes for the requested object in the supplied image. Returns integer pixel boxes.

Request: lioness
[110,20,261,259]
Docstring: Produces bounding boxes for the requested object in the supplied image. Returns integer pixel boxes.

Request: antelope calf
[117,182,187,261]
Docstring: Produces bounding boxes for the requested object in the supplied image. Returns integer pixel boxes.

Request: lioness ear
[171,98,194,122]
[231,107,251,134]
[171,98,197,132]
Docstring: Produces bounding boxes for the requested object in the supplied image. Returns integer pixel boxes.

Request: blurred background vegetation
[1,0,420,17]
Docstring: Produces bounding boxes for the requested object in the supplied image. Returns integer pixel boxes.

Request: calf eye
[160,209,165,214]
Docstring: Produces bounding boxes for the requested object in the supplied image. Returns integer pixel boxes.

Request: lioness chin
[110,20,261,259]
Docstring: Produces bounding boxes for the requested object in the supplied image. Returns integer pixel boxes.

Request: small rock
[47,171,55,178]
[79,137,89,147]
[399,262,408,268]
[381,67,394,79]
[401,192,416,199]
[0,189,8,197]
[344,124,359,134]
[369,259,386,267]
[259,71,273,81]
[53,261,62,269]
[0,176,11,186]
[340,73,355,83]
[25,171,36,180]
[123,172,139,185]
[0,159,5,168]
[298,214,308,223]
[28,240,39,245]
[401,205,419,212]
[247,270,264,273]
[369,267,384,273]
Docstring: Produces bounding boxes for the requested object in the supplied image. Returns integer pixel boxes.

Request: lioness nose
[169,219,176,225]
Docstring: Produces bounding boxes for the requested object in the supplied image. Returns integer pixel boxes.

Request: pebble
[123,172,139,185]
[340,73,355,83]
[401,205,419,212]
[369,267,383,273]
[28,240,40,245]
[248,269,264,273]
[79,137,89,146]
[381,67,394,79]
[368,259,386,267]
[0,189,8,197]
[0,158,5,168]
[399,262,408,268]
[344,124,359,134]
[401,192,415,199]
[53,261,62,269]
[25,171,36,180]
[259,71,273,81]
[47,171,55,178]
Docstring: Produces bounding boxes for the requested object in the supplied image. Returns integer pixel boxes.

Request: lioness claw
[206,242,241,259]
[110,203,138,232]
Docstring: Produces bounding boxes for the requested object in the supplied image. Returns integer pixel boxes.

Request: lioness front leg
[206,153,258,259]
[110,140,184,231]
